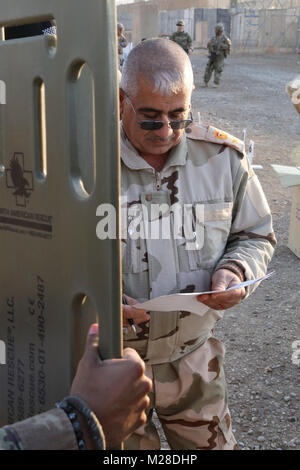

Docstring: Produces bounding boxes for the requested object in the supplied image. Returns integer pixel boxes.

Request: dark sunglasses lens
[140,121,163,130]
[170,119,193,130]
[170,121,184,130]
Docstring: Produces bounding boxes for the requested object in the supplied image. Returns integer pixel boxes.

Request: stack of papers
[134,272,274,316]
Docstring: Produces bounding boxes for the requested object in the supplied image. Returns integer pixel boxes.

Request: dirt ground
[155,52,300,450]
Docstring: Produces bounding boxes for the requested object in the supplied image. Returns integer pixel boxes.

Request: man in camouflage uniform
[120,38,275,450]
[118,22,128,71]
[170,20,192,55]
[204,23,231,87]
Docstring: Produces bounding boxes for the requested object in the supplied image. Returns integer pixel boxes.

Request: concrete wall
[236,0,300,8]
[118,0,231,15]
[159,9,194,37]
[231,8,300,52]
[158,0,230,9]
[118,2,159,43]
[132,2,159,41]
[118,2,300,51]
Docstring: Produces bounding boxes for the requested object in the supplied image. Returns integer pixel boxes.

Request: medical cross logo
[5,153,34,207]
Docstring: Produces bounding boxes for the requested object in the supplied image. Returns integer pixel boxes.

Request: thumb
[212,278,227,291]
[82,323,100,364]
[211,271,229,291]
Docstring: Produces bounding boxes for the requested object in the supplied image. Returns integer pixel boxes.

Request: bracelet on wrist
[60,395,106,450]
[56,399,85,450]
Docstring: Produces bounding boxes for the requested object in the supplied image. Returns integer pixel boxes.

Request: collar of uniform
[120,123,153,171]
[164,132,187,169]
[120,123,187,171]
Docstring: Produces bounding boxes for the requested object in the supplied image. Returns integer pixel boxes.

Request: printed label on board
[5,275,47,424]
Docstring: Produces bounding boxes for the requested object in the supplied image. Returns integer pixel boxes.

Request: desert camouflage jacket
[170,31,192,52]
[121,123,276,365]
[0,408,77,450]
[207,34,231,59]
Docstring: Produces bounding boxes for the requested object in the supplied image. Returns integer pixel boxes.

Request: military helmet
[215,23,224,32]
[176,20,184,26]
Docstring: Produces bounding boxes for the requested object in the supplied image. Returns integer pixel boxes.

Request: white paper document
[134,272,274,316]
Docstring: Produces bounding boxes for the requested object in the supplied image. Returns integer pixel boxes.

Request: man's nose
[154,120,174,138]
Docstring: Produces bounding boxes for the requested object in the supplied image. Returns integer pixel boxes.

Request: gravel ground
[154,52,300,450]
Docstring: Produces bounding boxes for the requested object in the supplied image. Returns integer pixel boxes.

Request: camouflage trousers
[125,337,237,450]
[204,57,225,85]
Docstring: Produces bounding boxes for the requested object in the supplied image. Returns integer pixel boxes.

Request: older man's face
[120,79,191,158]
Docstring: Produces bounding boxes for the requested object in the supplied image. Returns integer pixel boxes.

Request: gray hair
[120,38,194,97]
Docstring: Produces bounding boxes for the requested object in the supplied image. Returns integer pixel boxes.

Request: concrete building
[117,0,300,53]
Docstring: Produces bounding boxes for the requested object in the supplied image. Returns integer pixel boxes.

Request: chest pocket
[177,201,233,271]
[122,203,149,274]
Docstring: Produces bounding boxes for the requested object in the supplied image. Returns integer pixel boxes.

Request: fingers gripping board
[0,0,122,426]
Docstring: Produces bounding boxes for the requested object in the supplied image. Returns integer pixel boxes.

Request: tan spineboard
[0,0,121,427]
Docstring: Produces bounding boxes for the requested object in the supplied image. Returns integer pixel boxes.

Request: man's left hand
[197,269,245,310]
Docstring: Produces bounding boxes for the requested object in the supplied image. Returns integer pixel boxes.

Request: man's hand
[123,294,150,329]
[71,324,152,448]
[197,269,245,310]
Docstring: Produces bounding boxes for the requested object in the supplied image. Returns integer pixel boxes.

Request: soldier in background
[117,22,128,71]
[203,23,231,88]
[170,20,192,55]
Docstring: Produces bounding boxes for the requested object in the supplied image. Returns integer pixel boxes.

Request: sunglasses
[125,93,193,131]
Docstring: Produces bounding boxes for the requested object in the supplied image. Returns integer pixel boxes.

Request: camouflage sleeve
[170,33,176,42]
[187,33,192,48]
[0,408,78,450]
[215,151,276,296]
[0,426,23,450]
[119,36,128,48]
